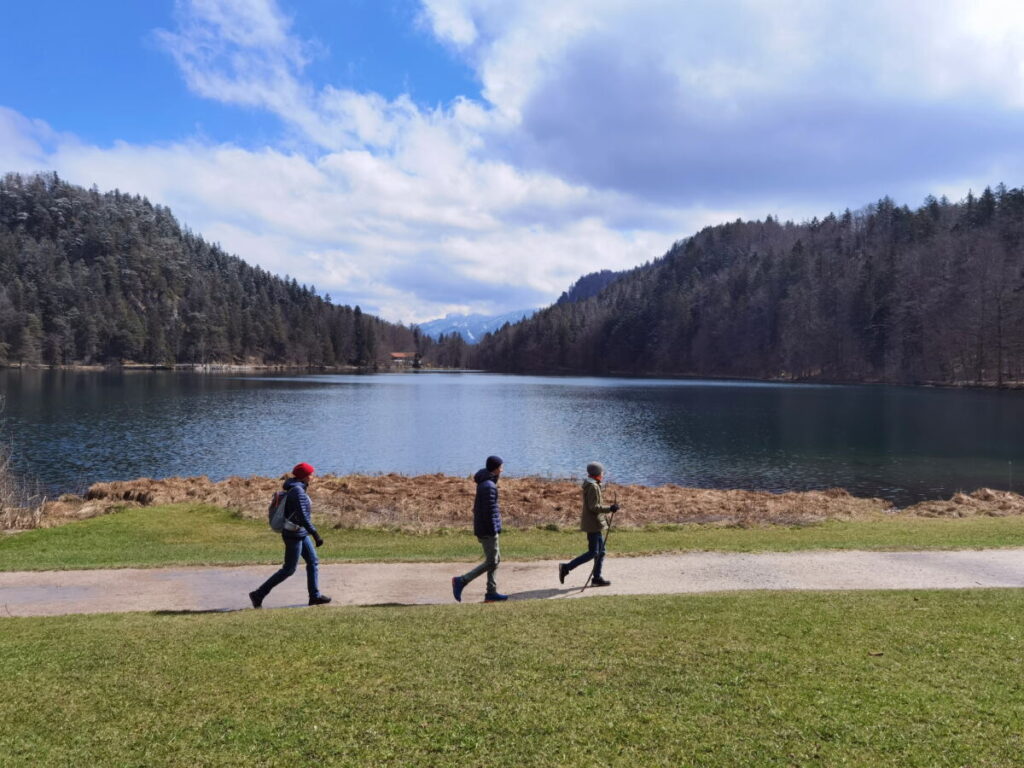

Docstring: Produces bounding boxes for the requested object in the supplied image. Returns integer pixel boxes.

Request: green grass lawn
[4,503,1024,571]
[2,589,1023,766]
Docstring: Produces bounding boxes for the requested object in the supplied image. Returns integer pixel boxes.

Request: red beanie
[292,462,315,479]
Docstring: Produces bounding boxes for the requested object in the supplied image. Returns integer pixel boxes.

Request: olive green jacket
[580,477,614,533]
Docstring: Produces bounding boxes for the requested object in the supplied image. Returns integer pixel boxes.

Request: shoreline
[3,363,1023,390]
[8,473,1022,533]
[0,363,467,375]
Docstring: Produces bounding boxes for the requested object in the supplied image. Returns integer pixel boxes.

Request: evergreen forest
[474,186,1024,385]
[6,171,1024,386]
[0,173,458,368]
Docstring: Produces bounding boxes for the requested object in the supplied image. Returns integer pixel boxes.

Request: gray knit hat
[586,461,604,478]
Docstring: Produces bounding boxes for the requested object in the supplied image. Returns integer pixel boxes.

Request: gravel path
[3,549,1024,617]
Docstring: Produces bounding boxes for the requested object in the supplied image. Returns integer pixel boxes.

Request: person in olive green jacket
[558,461,619,587]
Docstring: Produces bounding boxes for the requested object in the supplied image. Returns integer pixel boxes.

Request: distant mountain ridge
[418,271,627,344]
[417,309,536,343]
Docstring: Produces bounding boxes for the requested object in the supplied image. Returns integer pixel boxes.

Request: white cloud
[7,0,1024,324]
[421,0,1024,111]
[417,0,478,48]
[420,0,1024,209]
[3,105,675,322]
[0,108,64,175]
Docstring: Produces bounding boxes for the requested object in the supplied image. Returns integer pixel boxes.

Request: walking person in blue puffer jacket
[249,462,333,608]
[452,455,508,603]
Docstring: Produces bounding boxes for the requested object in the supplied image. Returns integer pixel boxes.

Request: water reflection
[1,369,1022,505]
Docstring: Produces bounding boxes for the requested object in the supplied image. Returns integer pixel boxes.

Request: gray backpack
[267,490,291,532]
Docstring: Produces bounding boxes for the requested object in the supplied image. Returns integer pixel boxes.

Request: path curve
[3,549,1024,617]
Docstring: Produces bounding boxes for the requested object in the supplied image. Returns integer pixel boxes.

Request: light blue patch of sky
[291,0,480,108]
[0,0,478,148]
[0,1,274,146]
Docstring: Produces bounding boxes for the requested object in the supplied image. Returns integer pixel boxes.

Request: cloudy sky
[2,0,1023,322]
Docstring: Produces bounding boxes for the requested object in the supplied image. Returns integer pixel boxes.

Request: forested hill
[555,269,623,305]
[0,172,422,367]
[474,186,1024,386]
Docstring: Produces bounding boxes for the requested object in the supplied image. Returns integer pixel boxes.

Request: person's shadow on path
[509,587,580,600]
[153,608,239,615]
[155,602,321,615]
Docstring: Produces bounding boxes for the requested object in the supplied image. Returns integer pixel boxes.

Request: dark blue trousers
[567,531,606,578]
[255,535,321,600]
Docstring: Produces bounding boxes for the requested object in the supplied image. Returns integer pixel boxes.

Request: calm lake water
[1,369,1022,505]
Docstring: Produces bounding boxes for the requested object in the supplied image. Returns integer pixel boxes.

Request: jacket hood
[474,468,496,484]
[283,477,307,491]
[582,476,600,489]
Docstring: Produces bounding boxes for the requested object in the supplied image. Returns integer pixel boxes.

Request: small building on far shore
[389,352,419,369]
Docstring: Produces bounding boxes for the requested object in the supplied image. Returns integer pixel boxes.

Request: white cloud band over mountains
[5,0,1024,322]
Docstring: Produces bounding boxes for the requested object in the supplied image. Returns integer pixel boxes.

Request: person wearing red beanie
[249,462,332,608]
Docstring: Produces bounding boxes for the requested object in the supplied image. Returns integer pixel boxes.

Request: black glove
[313,534,325,548]
[610,504,620,513]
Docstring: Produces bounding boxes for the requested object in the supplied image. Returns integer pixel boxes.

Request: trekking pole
[605,487,618,550]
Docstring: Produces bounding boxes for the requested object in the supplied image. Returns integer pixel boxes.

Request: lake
[1,369,1022,505]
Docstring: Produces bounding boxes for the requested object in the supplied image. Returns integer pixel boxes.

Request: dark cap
[486,455,504,471]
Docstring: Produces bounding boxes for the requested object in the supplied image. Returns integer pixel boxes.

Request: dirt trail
[3,549,1024,618]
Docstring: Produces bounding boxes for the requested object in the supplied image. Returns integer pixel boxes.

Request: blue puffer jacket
[472,468,502,537]
[282,478,318,540]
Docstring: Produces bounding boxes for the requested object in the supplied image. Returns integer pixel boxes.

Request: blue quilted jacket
[472,468,502,537]
[282,478,318,540]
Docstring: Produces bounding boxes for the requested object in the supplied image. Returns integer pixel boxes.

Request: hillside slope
[475,188,1024,385]
[0,172,418,367]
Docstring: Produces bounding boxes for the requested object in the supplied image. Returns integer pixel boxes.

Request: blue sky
[0,1,477,147]
[3,0,1023,322]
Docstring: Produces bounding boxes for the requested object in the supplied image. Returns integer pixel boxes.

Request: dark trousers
[567,531,605,578]
[255,535,321,600]
[460,534,501,594]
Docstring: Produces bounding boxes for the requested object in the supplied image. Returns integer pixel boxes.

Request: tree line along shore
[6,172,1024,385]
[4,473,1023,533]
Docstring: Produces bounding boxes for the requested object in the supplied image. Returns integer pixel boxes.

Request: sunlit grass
[2,590,1023,766]
[3,503,1024,571]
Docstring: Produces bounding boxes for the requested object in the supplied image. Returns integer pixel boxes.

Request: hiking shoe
[309,594,333,606]
[484,592,509,603]
[249,590,263,609]
[452,576,465,602]
[591,577,611,587]
[558,563,569,585]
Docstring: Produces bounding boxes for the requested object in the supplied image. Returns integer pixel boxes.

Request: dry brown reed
[11,473,1018,533]
[0,398,45,531]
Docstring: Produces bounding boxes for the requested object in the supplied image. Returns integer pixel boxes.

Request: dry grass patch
[902,487,1024,517]
[8,472,1016,533]
[0,444,44,532]
[75,474,893,530]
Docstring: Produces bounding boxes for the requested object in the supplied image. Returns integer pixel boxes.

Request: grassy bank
[4,503,1024,571]
[3,590,1023,766]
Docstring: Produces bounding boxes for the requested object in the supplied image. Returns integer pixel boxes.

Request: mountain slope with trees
[0,172,446,367]
[474,187,1024,386]
[555,269,625,305]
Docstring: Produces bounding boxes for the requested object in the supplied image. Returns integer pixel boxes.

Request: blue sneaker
[484,592,508,603]
[452,576,465,602]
